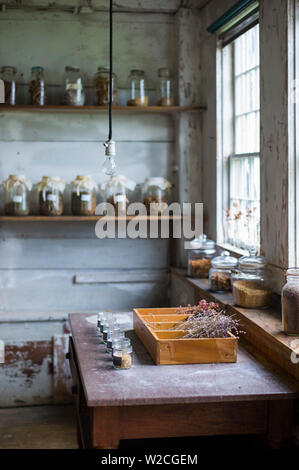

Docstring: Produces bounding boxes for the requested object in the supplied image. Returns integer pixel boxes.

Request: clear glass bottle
[187,234,216,279]
[70,175,98,216]
[101,175,136,216]
[63,66,85,106]
[127,69,148,106]
[157,68,174,106]
[112,342,133,369]
[282,269,299,335]
[1,66,16,105]
[37,176,65,216]
[106,329,124,353]
[2,175,32,216]
[29,66,46,106]
[209,251,238,292]
[142,177,171,215]
[112,336,130,354]
[93,66,117,105]
[231,249,272,308]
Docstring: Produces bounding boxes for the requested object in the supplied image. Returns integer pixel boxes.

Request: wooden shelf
[0,105,205,114]
[0,215,184,222]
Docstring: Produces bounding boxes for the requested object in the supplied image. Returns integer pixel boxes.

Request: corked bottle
[282,269,299,335]
[37,176,65,216]
[70,175,98,216]
[29,66,46,106]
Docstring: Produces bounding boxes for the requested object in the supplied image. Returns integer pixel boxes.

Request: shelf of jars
[0,105,205,114]
[0,215,184,222]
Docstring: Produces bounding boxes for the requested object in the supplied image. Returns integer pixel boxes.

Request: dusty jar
[142,177,171,215]
[209,251,238,293]
[112,342,133,369]
[63,66,85,106]
[127,69,148,106]
[70,175,98,216]
[29,66,46,106]
[37,176,65,216]
[101,175,136,216]
[157,68,174,106]
[93,67,117,105]
[187,235,216,279]
[1,66,16,105]
[2,174,32,216]
[231,250,272,308]
[282,269,299,335]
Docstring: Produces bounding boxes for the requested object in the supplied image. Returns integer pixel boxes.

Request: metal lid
[189,234,215,251]
[211,250,238,269]
[130,69,145,76]
[1,66,16,73]
[32,66,44,71]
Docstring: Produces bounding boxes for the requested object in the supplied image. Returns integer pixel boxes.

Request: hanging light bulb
[103,139,116,176]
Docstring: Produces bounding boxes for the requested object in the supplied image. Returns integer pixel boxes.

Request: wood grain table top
[69,313,298,407]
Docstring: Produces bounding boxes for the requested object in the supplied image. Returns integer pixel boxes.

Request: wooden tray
[133,308,238,365]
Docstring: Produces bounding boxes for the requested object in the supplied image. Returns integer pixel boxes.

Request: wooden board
[133,308,238,365]
[0,105,205,114]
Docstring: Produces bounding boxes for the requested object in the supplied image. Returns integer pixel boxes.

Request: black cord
[108,0,113,140]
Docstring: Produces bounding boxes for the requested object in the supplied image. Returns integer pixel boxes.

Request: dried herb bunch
[173,300,244,339]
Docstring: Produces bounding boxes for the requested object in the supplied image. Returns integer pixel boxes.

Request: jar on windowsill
[29,66,46,106]
[2,174,32,216]
[157,68,174,106]
[127,69,148,106]
[282,268,299,335]
[101,175,136,216]
[231,249,272,308]
[209,251,238,293]
[1,66,16,105]
[94,66,117,105]
[142,177,172,215]
[37,176,65,216]
[70,175,98,216]
[63,66,85,106]
[187,235,216,279]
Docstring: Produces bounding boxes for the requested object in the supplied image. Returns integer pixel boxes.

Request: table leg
[93,407,120,449]
[266,400,294,449]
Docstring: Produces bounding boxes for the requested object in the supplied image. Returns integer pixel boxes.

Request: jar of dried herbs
[29,66,46,106]
[37,176,65,216]
[112,341,133,370]
[187,235,216,278]
[2,175,32,216]
[63,66,85,106]
[231,250,272,308]
[209,251,238,293]
[127,69,148,106]
[101,175,136,216]
[157,68,174,106]
[70,175,98,216]
[142,177,171,215]
[282,269,299,335]
[1,66,16,105]
[93,66,117,105]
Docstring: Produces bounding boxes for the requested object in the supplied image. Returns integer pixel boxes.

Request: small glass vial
[2,174,32,216]
[102,320,116,344]
[97,312,107,336]
[29,66,46,106]
[142,177,171,215]
[187,234,216,279]
[209,251,238,293]
[282,269,299,335]
[157,68,174,106]
[94,66,117,105]
[106,330,124,353]
[37,176,65,216]
[231,249,271,308]
[70,175,98,216]
[113,342,133,370]
[1,66,16,105]
[127,69,148,106]
[112,336,130,354]
[63,66,85,106]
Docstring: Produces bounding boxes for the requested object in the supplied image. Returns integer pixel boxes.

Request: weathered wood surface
[69,312,297,407]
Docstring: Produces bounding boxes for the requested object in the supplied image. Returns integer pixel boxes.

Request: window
[219,24,260,250]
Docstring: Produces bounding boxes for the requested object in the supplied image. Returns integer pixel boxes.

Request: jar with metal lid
[142,177,171,215]
[187,234,216,278]
[63,66,85,106]
[93,66,117,105]
[2,175,32,216]
[209,251,238,292]
[112,341,132,369]
[157,68,174,106]
[37,176,65,216]
[101,175,136,216]
[70,175,98,216]
[282,268,299,335]
[29,66,46,106]
[231,249,272,308]
[1,66,16,105]
[127,69,148,106]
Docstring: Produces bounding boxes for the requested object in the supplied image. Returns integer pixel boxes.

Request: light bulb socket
[104,139,116,156]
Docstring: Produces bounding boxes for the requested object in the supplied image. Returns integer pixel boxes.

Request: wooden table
[68,313,298,449]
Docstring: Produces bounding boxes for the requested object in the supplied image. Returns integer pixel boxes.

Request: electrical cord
[109,0,113,140]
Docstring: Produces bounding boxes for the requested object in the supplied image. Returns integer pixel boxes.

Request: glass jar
[29,66,46,106]
[2,175,32,216]
[142,177,171,215]
[127,69,148,106]
[70,175,98,216]
[93,66,117,105]
[37,176,65,216]
[187,235,216,278]
[101,175,136,216]
[112,336,130,354]
[157,68,174,106]
[282,269,299,335]
[231,250,272,308]
[106,329,124,353]
[112,342,133,369]
[209,251,238,292]
[1,66,16,105]
[63,66,85,106]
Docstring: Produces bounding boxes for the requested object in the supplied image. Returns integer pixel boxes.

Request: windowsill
[171,267,299,382]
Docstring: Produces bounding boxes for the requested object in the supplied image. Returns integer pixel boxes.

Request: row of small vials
[97,312,132,370]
